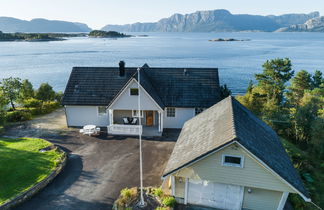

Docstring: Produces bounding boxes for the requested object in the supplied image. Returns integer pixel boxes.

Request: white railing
[107,124,143,135]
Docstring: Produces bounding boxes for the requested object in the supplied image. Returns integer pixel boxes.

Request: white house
[61,62,221,136]
[162,96,311,210]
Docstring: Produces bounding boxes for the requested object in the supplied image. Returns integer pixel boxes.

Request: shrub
[161,196,176,208]
[6,110,32,122]
[41,101,60,114]
[155,207,169,210]
[28,107,43,115]
[115,187,138,208]
[153,188,164,198]
[23,98,42,108]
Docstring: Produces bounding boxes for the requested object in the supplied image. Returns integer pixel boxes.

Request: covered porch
[107,109,163,137]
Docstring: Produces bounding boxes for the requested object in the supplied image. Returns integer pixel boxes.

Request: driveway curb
[0,146,67,210]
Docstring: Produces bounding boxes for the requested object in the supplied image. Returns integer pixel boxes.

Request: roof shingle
[62,65,221,108]
[162,96,309,199]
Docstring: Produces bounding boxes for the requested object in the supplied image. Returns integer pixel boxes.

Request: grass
[282,138,324,209]
[0,137,64,205]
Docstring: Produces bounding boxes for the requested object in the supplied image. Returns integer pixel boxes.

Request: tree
[290,86,324,145]
[20,79,34,101]
[0,91,7,125]
[255,58,294,105]
[286,70,312,105]
[35,83,55,101]
[220,84,231,99]
[311,70,323,89]
[0,77,22,110]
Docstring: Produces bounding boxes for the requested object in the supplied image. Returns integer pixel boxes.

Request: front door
[146,111,154,126]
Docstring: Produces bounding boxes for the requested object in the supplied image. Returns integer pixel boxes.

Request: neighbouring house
[61,62,221,136]
[162,96,310,210]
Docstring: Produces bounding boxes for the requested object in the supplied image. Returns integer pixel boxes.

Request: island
[209,38,251,42]
[0,31,86,41]
[88,30,131,38]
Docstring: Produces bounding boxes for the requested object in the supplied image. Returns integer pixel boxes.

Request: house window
[222,155,244,168]
[195,108,206,115]
[98,106,107,116]
[132,110,143,118]
[166,108,175,117]
[130,88,139,96]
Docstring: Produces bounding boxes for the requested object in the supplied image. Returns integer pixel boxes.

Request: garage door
[188,180,244,210]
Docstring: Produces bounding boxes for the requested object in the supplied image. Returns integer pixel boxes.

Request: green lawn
[282,138,324,209]
[0,137,64,205]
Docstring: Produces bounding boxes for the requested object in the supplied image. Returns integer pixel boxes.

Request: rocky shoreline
[209,38,251,42]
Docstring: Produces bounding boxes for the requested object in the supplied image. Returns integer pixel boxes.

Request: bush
[28,107,43,115]
[23,98,42,108]
[161,196,176,208]
[154,188,164,198]
[6,110,32,122]
[41,101,60,114]
[0,111,5,125]
[115,187,138,208]
[155,207,169,210]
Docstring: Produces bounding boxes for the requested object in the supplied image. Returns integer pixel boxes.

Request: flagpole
[137,67,145,206]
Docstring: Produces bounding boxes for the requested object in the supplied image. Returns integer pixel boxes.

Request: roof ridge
[229,96,238,139]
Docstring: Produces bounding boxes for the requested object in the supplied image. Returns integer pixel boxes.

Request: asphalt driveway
[3,109,177,210]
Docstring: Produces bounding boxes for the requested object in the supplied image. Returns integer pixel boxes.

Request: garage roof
[162,96,309,200]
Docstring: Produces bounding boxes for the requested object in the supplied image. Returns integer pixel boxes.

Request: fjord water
[0,32,324,95]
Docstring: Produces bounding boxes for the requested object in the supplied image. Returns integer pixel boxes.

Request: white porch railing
[107,124,143,135]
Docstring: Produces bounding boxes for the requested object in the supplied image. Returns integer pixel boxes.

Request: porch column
[184,178,189,204]
[161,111,164,132]
[171,175,175,196]
[108,109,114,125]
[158,111,162,132]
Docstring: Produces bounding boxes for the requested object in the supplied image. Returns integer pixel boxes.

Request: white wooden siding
[163,108,195,128]
[109,80,161,111]
[65,106,109,127]
[175,144,295,193]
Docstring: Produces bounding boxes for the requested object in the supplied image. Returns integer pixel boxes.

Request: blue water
[1,32,324,95]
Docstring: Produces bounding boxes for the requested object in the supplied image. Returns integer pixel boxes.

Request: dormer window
[222,155,244,168]
[130,88,139,96]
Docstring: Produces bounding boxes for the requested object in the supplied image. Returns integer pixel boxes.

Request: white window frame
[221,154,244,168]
[166,107,176,118]
[132,110,143,118]
[98,106,107,116]
[129,88,139,96]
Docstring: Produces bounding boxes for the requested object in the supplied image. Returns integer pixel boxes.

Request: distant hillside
[277,16,324,32]
[0,17,92,33]
[102,9,319,32]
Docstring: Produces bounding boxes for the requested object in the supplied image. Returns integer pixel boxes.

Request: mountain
[102,9,319,32]
[0,17,92,33]
[277,16,324,32]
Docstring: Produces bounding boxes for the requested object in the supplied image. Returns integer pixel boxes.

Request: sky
[0,0,323,29]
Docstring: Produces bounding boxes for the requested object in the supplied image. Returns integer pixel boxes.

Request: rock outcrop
[0,17,92,33]
[102,9,319,32]
[277,16,324,32]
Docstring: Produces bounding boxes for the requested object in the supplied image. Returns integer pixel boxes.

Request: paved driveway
[3,109,177,210]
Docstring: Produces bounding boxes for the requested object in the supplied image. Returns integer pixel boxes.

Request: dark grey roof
[163,96,309,199]
[62,65,221,108]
